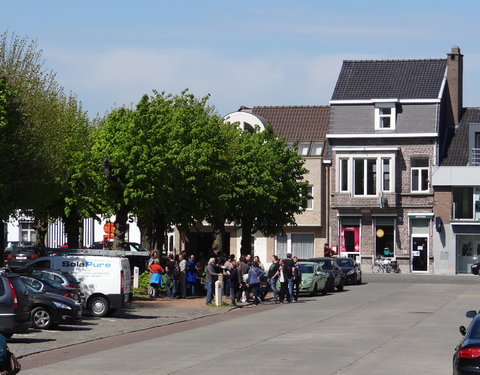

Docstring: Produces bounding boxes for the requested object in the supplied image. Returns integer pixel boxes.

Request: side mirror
[466,310,477,318]
[460,326,467,336]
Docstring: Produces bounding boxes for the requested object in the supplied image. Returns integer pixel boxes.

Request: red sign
[103,222,115,234]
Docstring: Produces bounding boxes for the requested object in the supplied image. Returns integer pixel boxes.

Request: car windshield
[336,258,354,267]
[299,264,314,274]
[318,260,332,270]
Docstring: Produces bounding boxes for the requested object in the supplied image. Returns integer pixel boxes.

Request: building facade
[326,47,462,273]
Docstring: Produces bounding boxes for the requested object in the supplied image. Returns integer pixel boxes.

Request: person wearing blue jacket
[245,261,265,305]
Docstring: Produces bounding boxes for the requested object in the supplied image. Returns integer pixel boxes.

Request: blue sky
[3,1,480,117]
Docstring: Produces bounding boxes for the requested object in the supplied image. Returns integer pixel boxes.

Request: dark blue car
[453,310,480,374]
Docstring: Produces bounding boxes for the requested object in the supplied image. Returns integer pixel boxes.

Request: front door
[412,236,428,272]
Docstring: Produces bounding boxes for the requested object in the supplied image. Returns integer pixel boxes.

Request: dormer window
[374,103,396,130]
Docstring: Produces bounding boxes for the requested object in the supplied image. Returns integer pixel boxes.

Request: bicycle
[371,256,400,273]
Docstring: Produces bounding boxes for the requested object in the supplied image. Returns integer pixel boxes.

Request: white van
[22,255,131,317]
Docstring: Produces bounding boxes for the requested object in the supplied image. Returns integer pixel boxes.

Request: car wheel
[2,332,13,338]
[89,296,109,317]
[352,274,358,285]
[32,307,54,329]
[336,280,344,292]
[328,278,335,292]
[310,284,318,297]
[357,275,362,285]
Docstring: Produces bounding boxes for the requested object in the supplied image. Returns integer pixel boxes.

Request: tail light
[459,348,480,359]
[7,279,18,310]
[30,254,37,260]
[120,270,124,294]
[6,254,12,261]
[63,291,74,299]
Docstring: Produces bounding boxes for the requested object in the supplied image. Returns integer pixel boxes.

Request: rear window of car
[62,273,79,284]
[26,260,51,269]
[40,277,64,289]
[320,260,332,270]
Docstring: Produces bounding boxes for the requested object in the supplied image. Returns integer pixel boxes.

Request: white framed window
[275,233,314,259]
[337,154,395,196]
[375,103,396,130]
[306,185,313,210]
[298,142,310,156]
[411,157,429,193]
[339,158,349,192]
[311,142,323,156]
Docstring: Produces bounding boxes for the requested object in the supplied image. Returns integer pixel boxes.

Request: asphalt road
[17,274,480,374]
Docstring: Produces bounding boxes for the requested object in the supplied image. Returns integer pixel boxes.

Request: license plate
[17,256,26,260]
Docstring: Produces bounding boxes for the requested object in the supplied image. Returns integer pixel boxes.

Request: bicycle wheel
[372,265,381,273]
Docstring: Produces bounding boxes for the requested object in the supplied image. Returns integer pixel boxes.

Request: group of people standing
[215,253,303,307]
[147,251,304,307]
[147,251,201,299]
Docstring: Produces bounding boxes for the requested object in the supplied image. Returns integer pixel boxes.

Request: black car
[453,310,480,374]
[335,257,362,285]
[23,283,82,329]
[16,269,85,306]
[308,257,344,292]
[5,246,43,270]
[20,276,80,302]
[0,273,32,337]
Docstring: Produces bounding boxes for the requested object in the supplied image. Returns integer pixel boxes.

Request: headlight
[347,269,355,275]
[53,301,72,310]
[303,277,313,284]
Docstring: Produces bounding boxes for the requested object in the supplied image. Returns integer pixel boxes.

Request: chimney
[447,46,463,125]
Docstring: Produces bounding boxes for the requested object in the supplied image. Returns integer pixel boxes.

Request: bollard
[214,276,222,306]
[133,266,139,289]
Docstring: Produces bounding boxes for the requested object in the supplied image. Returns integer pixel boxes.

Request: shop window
[340,217,360,253]
[375,217,395,258]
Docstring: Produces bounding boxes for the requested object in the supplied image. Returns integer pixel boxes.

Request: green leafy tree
[226,127,309,255]
[93,90,235,253]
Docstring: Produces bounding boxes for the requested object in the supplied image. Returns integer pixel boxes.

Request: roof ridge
[343,58,446,63]
[253,105,330,109]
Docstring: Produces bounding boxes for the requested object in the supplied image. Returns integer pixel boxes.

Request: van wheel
[89,296,109,317]
[32,307,53,329]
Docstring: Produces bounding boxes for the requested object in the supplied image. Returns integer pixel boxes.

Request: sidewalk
[12,294,273,358]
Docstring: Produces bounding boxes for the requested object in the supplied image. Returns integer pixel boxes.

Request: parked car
[23,282,82,329]
[20,276,80,302]
[335,257,362,285]
[297,262,328,296]
[453,310,480,374]
[16,269,85,305]
[5,246,44,270]
[308,257,344,292]
[0,273,32,337]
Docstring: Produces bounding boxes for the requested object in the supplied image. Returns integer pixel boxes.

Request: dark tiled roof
[331,59,447,101]
[252,106,330,142]
[442,108,480,166]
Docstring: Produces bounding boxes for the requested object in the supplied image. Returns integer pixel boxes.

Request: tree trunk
[137,215,154,252]
[33,217,48,248]
[212,224,225,256]
[112,206,129,250]
[152,216,166,254]
[63,211,81,249]
[240,217,253,256]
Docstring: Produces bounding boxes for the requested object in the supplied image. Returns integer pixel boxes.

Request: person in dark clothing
[237,256,249,302]
[262,255,280,302]
[284,253,295,302]
[293,256,302,302]
[165,254,177,299]
[278,258,290,303]
[227,261,240,306]
[246,261,265,305]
